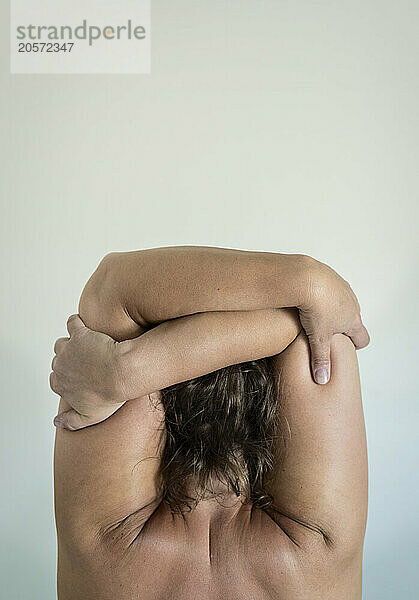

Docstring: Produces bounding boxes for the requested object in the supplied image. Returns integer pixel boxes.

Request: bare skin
[52,248,369,599]
[50,247,369,429]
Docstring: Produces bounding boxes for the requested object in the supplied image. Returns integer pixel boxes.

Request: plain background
[1,1,418,598]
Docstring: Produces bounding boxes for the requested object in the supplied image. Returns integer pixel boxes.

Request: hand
[50,314,125,430]
[298,258,370,384]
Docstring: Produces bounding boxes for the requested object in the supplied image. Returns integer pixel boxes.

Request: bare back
[60,500,359,600]
[55,331,366,600]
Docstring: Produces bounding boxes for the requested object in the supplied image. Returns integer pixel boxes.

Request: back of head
[159,358,281,514]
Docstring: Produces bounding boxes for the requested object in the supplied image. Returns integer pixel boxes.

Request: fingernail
[314,367,329,384]
[54,415,65,428]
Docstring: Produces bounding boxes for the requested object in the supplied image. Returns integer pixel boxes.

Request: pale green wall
[1,1,418,598]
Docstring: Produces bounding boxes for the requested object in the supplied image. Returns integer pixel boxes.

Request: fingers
[52,336,69,371]
[54,337,69,354]
[49,371,57,393]
[66,314,85,337]
[49,371,62,395]
[53,406,122,431]
[308,336,332,384]
[346,316,370,350]
[347,326,370,350]
[53,409,97,431]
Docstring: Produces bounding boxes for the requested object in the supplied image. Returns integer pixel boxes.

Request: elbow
[79,253,118,309]
[78,253,143,340]
[77,255,114,330]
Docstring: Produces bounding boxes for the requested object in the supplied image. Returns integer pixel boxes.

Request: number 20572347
[18,42,74,53]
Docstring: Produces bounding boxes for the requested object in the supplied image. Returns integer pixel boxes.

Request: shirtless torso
[52,248,368,600]
[87,495,362,600]
[55,334,365,600]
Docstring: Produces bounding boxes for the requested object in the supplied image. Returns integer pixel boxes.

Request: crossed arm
[52,247,368,564]
[51,247,368,429]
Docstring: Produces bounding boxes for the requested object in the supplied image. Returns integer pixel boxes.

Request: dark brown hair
[158,358,282,515]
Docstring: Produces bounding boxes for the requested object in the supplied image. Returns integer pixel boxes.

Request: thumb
[66,314,86,337]
[309,336,331,385]
[54,409,99,431]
